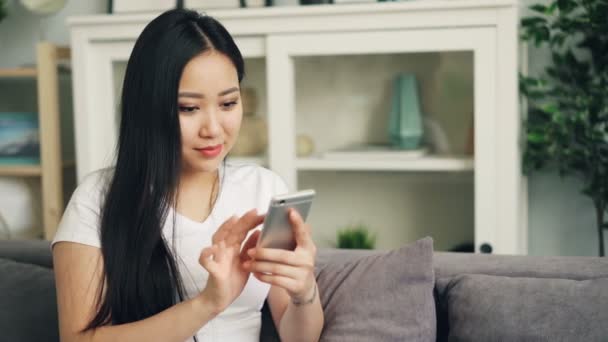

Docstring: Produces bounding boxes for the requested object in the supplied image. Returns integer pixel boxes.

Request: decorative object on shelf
[388,73,424,150]
[422,117,450,155]
[110,0,175,14]
[296,134,315,157]
[0,113,40,165]
[230,87,267,156]
[19,0,66,14]
[186,0,240,9]
[0,178,42,240]
[336,224,376,249]
[323,143,427,160]
[18,0,66,40]
[520,0,608,256]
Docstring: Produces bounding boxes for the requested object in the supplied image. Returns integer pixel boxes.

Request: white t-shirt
[52,161,289,342]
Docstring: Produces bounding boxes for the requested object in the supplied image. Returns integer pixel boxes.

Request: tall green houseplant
[520,0,608,256]
[0,0,7,23]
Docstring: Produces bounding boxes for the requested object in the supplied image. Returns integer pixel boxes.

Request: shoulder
[52,168,113,248]
[223,160,289,195]
[70,168,113,207]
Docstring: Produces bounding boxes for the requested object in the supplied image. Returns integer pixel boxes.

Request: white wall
[0,0,106,68]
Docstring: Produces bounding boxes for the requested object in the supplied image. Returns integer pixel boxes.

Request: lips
[196,144,223,158]
[200,144,222,151]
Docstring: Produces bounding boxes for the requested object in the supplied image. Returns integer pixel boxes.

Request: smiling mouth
[195,144,223,158]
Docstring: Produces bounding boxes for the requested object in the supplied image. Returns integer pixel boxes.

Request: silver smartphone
[256,189,316,250]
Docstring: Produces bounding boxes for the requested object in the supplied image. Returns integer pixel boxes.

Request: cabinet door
[265,27,522,254]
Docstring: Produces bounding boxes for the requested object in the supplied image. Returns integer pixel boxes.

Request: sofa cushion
[314,237,436,342]
[0,258,59,341]
[445,273,608,342]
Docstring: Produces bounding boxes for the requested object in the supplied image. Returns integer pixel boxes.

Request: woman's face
[178,51,242,174]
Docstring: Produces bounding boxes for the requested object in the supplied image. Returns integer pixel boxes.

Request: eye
[221,100,238,110]
[179,105,198,113]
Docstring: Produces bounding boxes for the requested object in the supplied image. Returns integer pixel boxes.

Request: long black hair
[85,8,244,333]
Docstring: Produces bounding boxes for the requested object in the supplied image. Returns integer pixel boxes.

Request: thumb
[199,245,219,274]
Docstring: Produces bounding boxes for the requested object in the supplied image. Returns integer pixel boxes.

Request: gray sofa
[1,239,607,341]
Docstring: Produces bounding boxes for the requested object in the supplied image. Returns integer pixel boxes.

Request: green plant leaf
[557,0,577,14]
[528,132,547,143]
[522,16,548,27]
[336,224,376,249]
[529,4,549,14]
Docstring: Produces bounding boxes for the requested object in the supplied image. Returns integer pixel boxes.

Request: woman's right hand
[198,209,265,313]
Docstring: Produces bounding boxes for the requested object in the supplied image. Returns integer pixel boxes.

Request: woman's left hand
[243,208,318,302]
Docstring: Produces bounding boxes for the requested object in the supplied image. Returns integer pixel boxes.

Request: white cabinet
[68,0,525,254]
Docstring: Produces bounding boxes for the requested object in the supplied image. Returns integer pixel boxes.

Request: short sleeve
[51,170,108,249]
[272,172,290,196]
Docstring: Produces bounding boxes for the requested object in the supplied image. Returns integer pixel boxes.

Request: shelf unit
[67,0,525,254]
[0,68,38,78]
[0,42,71,240]
[0,165,42,177]
[296,156,474,172]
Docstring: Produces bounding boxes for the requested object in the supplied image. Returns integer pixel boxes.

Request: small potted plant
[336,224,376,249]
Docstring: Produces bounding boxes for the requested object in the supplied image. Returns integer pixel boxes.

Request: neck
[179,167,218,191]
[175,166,221,222]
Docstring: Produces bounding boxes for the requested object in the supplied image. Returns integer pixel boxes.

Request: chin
[187,157,225,173]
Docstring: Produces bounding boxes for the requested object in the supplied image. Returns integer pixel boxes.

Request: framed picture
[109,0,177,14]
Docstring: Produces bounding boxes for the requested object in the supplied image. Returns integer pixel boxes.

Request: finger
[222,210,264,247]
[253,273,298,291]
[212,215,238,244]
[244,260,300,279]
[214,241,227,263]
[233,210,265,242]
[199,246,219,273]
[249,248,311,268]
[240,230,261,261]
[199,245,218,262]
[288,209,312,248]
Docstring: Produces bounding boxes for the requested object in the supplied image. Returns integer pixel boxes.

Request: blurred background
[0,0,605,257]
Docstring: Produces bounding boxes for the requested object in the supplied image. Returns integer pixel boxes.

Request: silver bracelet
[291,284,317,306]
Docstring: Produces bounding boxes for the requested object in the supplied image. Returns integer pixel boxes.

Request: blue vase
[388,74,423,149]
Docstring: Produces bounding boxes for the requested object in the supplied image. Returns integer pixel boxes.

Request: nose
[199,109,221,138]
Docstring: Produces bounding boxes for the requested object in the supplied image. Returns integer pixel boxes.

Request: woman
[52,8,324,342]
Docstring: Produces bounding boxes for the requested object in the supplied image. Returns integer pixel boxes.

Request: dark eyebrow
[178,87,239,99]
[219,87,240,96]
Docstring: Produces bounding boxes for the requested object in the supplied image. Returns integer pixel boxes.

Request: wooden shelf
[0,42,72,241]
[0,165,42,176]
[0,68,37,78]
[296,155,474,172]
